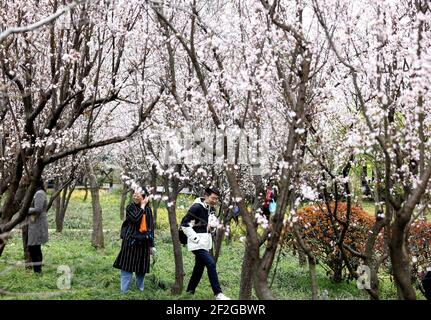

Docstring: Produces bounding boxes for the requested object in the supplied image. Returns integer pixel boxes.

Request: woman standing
[113,189,155,293]
[27,179,49,274]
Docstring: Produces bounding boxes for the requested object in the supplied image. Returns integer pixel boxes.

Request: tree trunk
[55,186,67,233]
[254,266,276,300]
[213,225,225,263]
[253,191,291,300]
[254,238,280,300]
[83,177,89,202]
[54,183,75,232]
[369,265,380,300]
[214,204,227,263]
[308,256,318,300]
[151,164,159,227]
[331,258,344,283]
[359,166,388,300]
[293,223,320,300]
[54,193,61,232]
[361,165,371,198]
[0,171,42,258]
[87,162,104,249]
[363,219,387,300]
[225,166,260,300]
[239,241,255,300]
[152,199,161,228]
[389,220,416,299]
[120,182,128,221]
[166,199,184,295]
[247,49,311,300]
[54,179,61,232]
[21,225,32,270]
[298,246,307,266]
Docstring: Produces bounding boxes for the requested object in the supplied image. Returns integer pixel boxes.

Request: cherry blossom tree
[0,0,165,255]
[1,0,429,301]
[147,0,328,299]
[312,0,431,299]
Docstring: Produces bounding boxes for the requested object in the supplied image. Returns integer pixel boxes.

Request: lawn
[0,190,416,300]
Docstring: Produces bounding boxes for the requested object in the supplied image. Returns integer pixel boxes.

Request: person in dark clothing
[113,188,155,293]
[181,187,230,300]
[421,270,431,300]
[27,179,49,273]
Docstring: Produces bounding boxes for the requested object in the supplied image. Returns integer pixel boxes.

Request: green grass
[358,199,431,220]
[0,191,415,300]
[358,201,375,216]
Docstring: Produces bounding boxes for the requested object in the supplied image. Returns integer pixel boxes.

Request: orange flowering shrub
[408,220,431,280]
[372,218,431,281]
[285,203,376,282]
[285,202,431,283]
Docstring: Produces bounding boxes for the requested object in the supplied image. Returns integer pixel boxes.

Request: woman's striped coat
[113,202,154,274]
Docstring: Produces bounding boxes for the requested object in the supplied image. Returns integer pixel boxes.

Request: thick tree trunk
[389,220,416,300]
[87,162,104,249]
[237,174,263,296]
[166,200,184,295]
[239,241,255,300]
[254,266,275,300]
[225,166,261,300]
[0,167,43,258]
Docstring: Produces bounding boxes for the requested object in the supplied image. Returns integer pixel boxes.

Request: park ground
[0,190,424,300]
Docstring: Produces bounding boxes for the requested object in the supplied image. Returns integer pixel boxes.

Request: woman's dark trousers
[28,245,43,273]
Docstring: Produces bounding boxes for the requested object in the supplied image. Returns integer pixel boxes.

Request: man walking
[181,187,231,300]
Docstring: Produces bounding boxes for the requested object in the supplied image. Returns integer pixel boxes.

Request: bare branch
[0,0,87,43]
[43,86,165,165]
